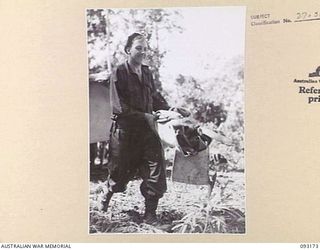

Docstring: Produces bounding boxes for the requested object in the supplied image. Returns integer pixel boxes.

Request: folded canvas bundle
[156,110,212,156]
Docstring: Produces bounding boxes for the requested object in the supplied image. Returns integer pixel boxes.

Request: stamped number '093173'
[300,244,319,249]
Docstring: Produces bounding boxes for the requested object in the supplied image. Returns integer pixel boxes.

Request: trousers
[107,119,167,200]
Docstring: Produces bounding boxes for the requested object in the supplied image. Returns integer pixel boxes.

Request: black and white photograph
[88,6,246,234]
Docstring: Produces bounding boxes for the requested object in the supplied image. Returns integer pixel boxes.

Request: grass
[89,171,245,234]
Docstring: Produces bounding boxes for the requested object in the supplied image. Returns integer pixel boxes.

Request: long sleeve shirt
[110,61,169,128]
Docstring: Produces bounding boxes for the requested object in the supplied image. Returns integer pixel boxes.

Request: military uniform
[106,61,169,218]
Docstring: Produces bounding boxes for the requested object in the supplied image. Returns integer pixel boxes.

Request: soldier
[102,33,170,224]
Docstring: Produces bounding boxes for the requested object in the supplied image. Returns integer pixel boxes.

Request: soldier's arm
[150,74,170,111]
[110,68,131,115]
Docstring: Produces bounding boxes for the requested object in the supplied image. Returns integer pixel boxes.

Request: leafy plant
[170,180,245,233]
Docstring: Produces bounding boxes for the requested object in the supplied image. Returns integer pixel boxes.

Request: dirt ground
[89,171,245,234]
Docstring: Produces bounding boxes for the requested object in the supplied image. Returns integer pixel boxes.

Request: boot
[143,198,159,225]
[101,191,113,212]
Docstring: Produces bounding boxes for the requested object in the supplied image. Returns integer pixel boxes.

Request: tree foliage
[163,55,244,170]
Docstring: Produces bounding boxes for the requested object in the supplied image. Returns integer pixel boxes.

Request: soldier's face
[128,38,147,65]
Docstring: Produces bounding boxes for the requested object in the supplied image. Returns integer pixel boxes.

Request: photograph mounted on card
[87,6,246,234]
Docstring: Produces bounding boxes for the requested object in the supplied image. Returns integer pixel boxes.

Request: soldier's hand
[155,110,183,123]
[169,107,191,117]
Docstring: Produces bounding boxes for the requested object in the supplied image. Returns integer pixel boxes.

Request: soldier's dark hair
[124,33,145,54]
